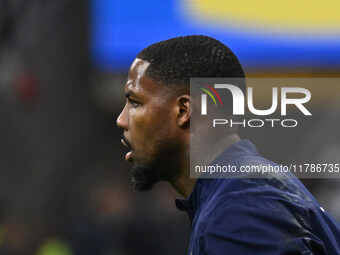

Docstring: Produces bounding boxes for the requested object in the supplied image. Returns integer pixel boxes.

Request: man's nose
[116,106,128,131]
[116,105,128,131]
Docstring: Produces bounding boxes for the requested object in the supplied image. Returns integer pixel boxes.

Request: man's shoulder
[196,173,319,231]
[190,140,340,254]
[209,171,317,207]
[193,176,340,254]
[208,148,315,207]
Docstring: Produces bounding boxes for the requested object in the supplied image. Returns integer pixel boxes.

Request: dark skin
[117,58,240,197]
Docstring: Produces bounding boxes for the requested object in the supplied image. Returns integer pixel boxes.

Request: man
[117,35,340,254]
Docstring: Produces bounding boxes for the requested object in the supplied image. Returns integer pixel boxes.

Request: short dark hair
[136,35,245,88]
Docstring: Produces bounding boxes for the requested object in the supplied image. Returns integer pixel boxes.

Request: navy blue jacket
[176,140,340,254]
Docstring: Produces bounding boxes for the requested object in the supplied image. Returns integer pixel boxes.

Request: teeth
[120,139,129,147]
[121,138,129,148]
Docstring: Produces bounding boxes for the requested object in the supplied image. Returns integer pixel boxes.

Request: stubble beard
[130,164,159,191]
[130,148,181,191]
[130,133,184,191]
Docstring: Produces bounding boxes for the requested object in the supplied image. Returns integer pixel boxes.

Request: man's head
[117,35,245,191]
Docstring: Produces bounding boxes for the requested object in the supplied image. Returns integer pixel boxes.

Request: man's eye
[129,99,140,108]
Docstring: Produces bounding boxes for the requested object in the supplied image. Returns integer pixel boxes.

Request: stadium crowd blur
[0,1,339,254]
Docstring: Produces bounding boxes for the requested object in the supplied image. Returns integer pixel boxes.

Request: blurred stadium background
[0,0,339,254]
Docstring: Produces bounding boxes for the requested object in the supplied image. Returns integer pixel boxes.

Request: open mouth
[121,135,132,149]
[121,135,133,161]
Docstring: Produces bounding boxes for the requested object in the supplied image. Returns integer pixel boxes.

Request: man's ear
[176,95,192,128]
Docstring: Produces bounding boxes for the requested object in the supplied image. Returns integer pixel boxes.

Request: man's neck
[170,134,241,198]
